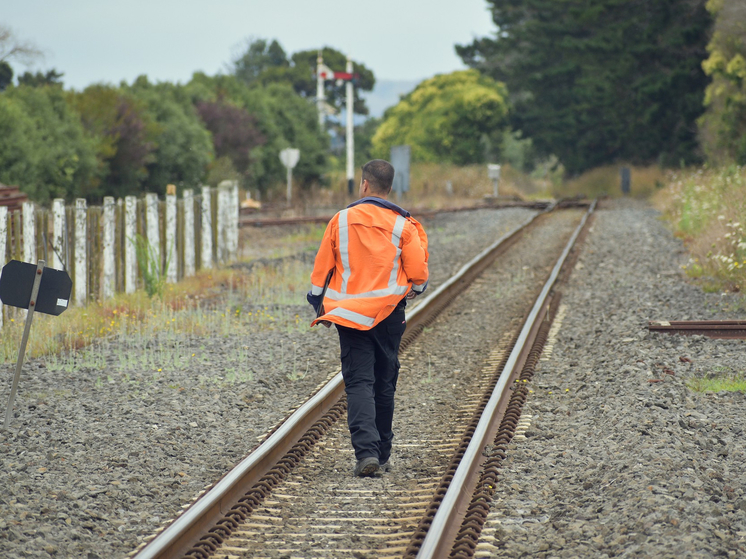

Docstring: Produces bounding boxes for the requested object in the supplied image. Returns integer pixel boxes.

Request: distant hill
[362,79,420,118]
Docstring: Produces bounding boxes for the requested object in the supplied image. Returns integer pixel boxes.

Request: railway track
[239,199,588,227]
[130,201,596,559]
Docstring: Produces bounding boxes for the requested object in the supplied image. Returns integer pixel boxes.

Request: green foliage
[0,61,12,91]
[371,70,509,165]
[290,47,375,115]
[0,85,99,202]
[687,370,746,393]
[67,84,157,199]
[233,38,288,86]
[698,0,746,165]
[232,41,375,115]
[126,76,213,194]
[186,73,328,191]
[458,0,711,174]
[17,69,64,87]
[133,233,167,298]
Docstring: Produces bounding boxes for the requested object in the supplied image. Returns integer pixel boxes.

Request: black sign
[0,260,72,316]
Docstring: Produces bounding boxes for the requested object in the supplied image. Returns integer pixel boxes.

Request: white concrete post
[74,199,87,305]
[217,183,229,264]
[165,193,177,283]
[0,206,7,329]
[52,199,66,270]
[346,56,355,196]
[102,197,115,300]
[230,182,239,261]
[125,196,137,294]
[145,193,160,274]
[22,201,35,264]
[183,189,195,277]
[201,186,213,270]
[316,52,325,129]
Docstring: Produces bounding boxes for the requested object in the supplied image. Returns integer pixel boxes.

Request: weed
[687,372,746,393]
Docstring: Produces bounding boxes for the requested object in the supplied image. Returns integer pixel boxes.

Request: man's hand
[307,291,323,313]
[406,290,418,300]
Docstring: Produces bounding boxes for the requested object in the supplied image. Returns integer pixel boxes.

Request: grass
[552,164,667,199]
[651,165,746,294]
[687,370,746,393]
[260,161,550,213]
[0,258,313,366]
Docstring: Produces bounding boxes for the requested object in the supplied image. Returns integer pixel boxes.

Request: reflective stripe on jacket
[310,200,429,330]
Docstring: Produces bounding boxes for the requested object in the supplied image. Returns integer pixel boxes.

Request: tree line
[2,0,745,203]
[375,0,746,175]
[0,35,375,204]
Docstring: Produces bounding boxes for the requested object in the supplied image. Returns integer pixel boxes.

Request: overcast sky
[3,0,496,90]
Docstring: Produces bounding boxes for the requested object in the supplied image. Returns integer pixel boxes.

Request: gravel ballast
[2,200,744,558]
[479,199,746,558]
[0,207,536,558]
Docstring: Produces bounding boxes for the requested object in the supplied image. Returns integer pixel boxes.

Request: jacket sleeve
[310,216,337,295]
[401,218,429,293]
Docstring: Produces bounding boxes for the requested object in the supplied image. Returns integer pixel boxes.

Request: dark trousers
[336,305,407,463]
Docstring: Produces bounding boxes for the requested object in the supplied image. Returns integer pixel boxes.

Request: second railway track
[131,203,595,559]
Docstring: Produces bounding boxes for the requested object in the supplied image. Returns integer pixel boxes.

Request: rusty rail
[413,200,596,559]
[132,202,564,559]
[648,320,746,339]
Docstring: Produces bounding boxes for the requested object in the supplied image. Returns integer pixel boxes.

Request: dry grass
[0,261,312,365]
[554,164,667,199]
[258,162,550,213]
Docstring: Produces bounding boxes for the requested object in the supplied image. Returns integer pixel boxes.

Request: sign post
[345,57,355,196]
[390,145,411,201]
[0,260,72,428]
[488,164,501,197]
[279,148,301,205]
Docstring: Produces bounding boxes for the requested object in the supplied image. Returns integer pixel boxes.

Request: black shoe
[353,457,380,477]
[380,460,391,472]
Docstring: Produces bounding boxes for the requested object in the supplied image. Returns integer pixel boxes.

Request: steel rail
[239,201,554,227]
[648,320,746,339]
[132,203,562,559]
[416,200,596,559]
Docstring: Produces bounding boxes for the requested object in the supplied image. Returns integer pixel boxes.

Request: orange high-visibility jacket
[310,199,429,330]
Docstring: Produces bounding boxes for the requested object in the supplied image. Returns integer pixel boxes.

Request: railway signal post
[0,259,72,428]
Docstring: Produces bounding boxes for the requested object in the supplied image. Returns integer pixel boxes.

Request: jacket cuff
[411,280,428,293]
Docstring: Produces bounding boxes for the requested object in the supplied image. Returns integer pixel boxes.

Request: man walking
[307,159,429,477]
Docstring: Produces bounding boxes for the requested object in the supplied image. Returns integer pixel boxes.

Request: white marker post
[102,197,115,300]
[280,148,301,206]
[346,57,355,196]
[316,52,325,129]
[74,199,87,304]
[488,164,501,198]
[125,196,137,294]
[183,189,195,277]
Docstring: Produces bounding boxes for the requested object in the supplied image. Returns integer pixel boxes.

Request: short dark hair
[362,159,395,194]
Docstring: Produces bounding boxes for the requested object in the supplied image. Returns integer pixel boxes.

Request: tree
[195,100,266,179]
[126,76,213,193]
[186,73,329,191]
[67,85,157,198]
[0,24,42,66]
[232,38,288,86]
[0,25,42,92]
[231,41,376,116]
[698,0,746,164]
[290,47,375,115]
[457,0,711,174]
[0,85,98,202]
[371,70,510,165]
[0,61,12,91]
[17,69,64,87]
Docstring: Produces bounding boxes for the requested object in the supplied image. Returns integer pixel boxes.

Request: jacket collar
[347,196,410,218]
